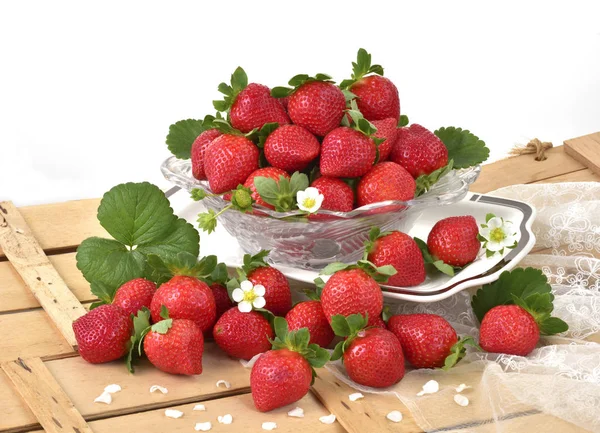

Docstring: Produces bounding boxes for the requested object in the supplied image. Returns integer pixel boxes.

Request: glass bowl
[161,156,480,270]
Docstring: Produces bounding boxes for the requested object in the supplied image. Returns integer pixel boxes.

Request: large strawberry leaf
[434,127,489,169]
[165,114,219,159]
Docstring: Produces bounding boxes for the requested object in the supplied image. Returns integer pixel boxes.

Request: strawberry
[310,177,354,212]
[251,317,330,412]
[150,276,216,333]
[204,133,259,194]
[371,118,398,161]
[387,314,459,368]
[320,127,376,177]
[331,314,404,388]
[285,300,334,348]
[243,167,290,209]
[73,304,132,364]
[391,124,448,178]
[112,278,157,317]
[369,315,387,329]
[356,161,416,207]
[365,228,425,287]
[274,76,345,137]
[191,128,222,180]
[213,67,289,133]
[427,216,480,267]
[479,305,539,356]
[341,49,400,122]
[213,307,274,360]
[264,125,320,172]
[210,283,234,320]
[144,316,204,375]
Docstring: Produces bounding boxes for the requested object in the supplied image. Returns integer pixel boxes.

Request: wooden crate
[1,135,598,433]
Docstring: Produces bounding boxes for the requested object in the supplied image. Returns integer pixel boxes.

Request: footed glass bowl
[161,156,480,270]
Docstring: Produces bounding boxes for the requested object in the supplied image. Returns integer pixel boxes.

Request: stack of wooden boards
[1,132,598,433]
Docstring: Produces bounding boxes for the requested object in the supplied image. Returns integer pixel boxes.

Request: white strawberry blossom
[480,215,517,255]
[296,187,324,213]
[232,280,266,313]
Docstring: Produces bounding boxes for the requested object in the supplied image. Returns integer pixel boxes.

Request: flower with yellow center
[297,187,324,213]
[231,280,266,313]
[479,216,517,255]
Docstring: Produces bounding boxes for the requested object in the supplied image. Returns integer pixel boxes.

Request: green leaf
[330,314,351,337]
[213,67,248,113]
[289,172,309,196]
[486,213,495,223]
[356,259,397,283]
[538,317,569,335]
[415,160,454,196]
[256,122,279,148]
[289,74,310,87]
[136,218,200,260]
[346,313,368,334]
[273,316,288,341]
[271,87,293,98]
[293,328,310,349]
[434,127,490,169]
[331,342,344,361]
[313,277,325,294]
[231,67,248,93]
[89,301,104,310]
[308,345,331,368]
[197,209,219,234]
[414,237,434,263]
[398,115,409,127]
[320,262,351,275]
[342,89,357,102]
[414,237,457,276]
[151,318,173,334]
[341,48,385,89]
[126,308,152,373]
[433,260,455,276]
[160,305,170,320]
[165,119,208,159]
[207,262,229,285]
[442,336,480,371]
[90,280,116,304]
[147,252,216,283]
[381,306,392,323]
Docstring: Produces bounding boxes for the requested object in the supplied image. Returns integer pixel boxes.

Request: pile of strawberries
[170,49,455,216]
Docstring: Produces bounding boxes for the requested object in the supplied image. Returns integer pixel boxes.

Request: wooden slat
[531,168,600,184]
[0,199,106,259]
[470,146,586,193]
[1,253,95,314]
[2,358,92,433]
[0,202,87,347]
[0,369,37,433]
[564,131,600,176]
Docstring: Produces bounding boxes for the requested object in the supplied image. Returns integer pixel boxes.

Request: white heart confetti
[417,380,439,396]
[193,404,206,411]
[287,407,304,418]
[165,409,184,419]
[94,391,112,405]
[104,384,121,394]
[349,392,364,402]
[386,410,403,423]
[216,380,231,389]
[456,383,471,393]
[454,394,469,407]
[195,421,212,431]
[262,421,277,430]
[240,352,263,368]
[319,414,336,424]
[218,414,233,424]
[150,385,168,394]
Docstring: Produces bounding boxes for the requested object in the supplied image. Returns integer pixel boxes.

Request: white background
[1,0,599,206]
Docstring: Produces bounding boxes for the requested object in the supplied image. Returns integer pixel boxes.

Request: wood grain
[0,199,106,259]
[0,368,37,432]
[1,357,92,433]
[564,131,600,175]
[0,202,87,347]
[530,168,600,184]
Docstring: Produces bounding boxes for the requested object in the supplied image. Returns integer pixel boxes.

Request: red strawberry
[320,268,383,325]
[264,125,320,172]
[350,75,400,122]
[213,307,274,360]
[144,318,204,375]
[243,167,290,209]
[247,266,292,316]
[310,177,354,212]
[320,127,377,177]
[365,230,425,287]
[287,80,346,136]
[73,304,132,364]
[204,134,259,194]
[427,216,480,267]
[285,300,334,348]
[479,305,539,356]
[210,283,234,320]
[357,162,416,207]
[150,276,216,333]
[112,278,156,317]
[391,124,448,178]
[331,314,404,388]
[371,118,398,161]
[251,317,330,412]
[387,314,458,368]
[370,315,387,329]
[191,129,222,180]
[214,68,289,133]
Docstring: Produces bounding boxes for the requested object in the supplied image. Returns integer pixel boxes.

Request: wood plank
[0,199,106,259]
[0,369,37,433]
[0,202,87,347]
[530,167,600,184]
[564,131,600,175]
[0,253,94,314]
[1,358,92,433]
[470,146,586,193]
[0,309,76,363]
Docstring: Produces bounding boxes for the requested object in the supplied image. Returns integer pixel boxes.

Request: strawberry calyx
[320,259,397,284]
[330,313,369,361]
[362,227,394,259]
[125,306,173,373]
[166,113,223,160]
[271,316,331,384]
[254,171,309,212]
[398,114,409,127]
[271,73,335,99]
[146,252,218,286]
[381,305,392,323]
[413,237,457,277]
[194,184,255,234]
[339,48,384,89]
[213,67,250,113]
[442,335,480,371]
[342,100,385,161]
[415,160,455,197]
[471,268,569,335]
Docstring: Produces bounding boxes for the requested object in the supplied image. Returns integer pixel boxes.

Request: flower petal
[253,297,266,309]
[240,280,253,292]
[296,190,307,204]
[253,284,266,297]
[232,288,244,302]
[503,221,516,234]
[501,235,518,247]
[304,187,320,198]
[486,241,504,252]
[487,217,503,229]
[237,301,252,313]
[479,228,491,240]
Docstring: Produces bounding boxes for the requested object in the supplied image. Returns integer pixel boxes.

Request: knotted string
[510,138,553,161]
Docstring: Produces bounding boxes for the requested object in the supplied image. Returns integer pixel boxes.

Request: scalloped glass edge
[161,156,481,219]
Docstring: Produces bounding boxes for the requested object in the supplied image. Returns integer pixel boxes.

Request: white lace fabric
[326,182,600,432]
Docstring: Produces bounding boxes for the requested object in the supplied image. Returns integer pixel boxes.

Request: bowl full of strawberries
[162,49,487,270]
